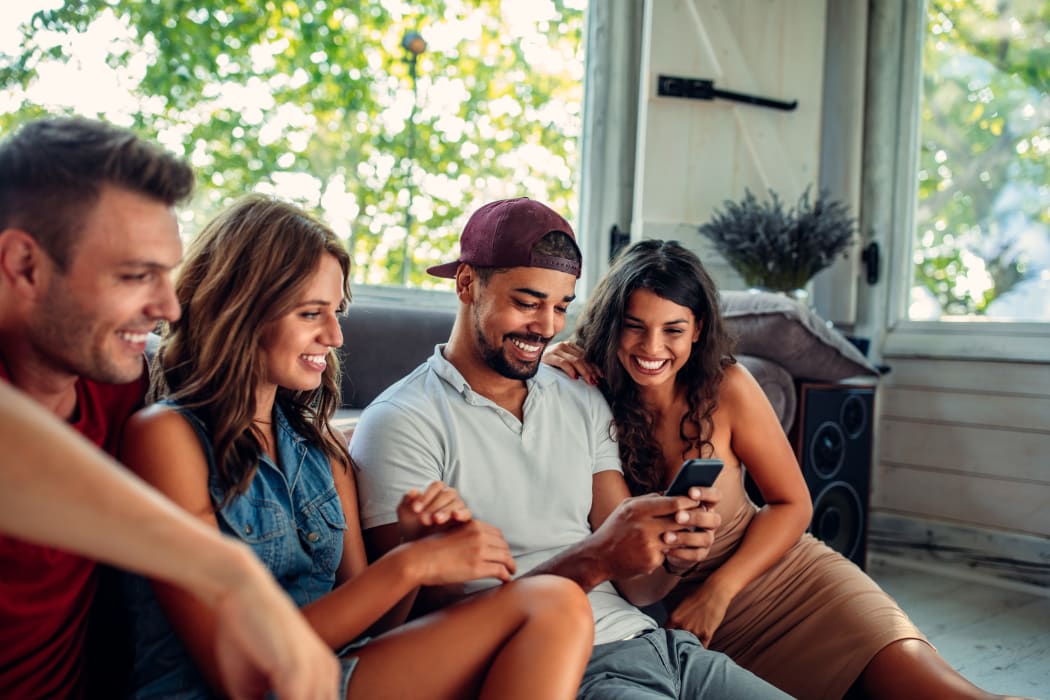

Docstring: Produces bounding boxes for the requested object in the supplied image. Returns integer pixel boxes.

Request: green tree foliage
[0,0,585,288]
[914,0,1048,317]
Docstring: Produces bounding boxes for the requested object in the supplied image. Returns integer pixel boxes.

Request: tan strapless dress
[665,501,928,700]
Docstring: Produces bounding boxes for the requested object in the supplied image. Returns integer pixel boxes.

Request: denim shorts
[577,628,791,699]
[337,636,370,696]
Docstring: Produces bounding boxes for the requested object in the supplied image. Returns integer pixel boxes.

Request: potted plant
[698,186,857,297]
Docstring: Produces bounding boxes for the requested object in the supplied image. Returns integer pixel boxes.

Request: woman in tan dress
[545,240,1022,700]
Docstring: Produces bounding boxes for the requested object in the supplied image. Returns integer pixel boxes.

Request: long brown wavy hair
[574,240,735,494]
[151,195,352,506]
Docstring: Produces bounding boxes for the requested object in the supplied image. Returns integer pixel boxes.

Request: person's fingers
[678,508,722,531]
[629,494,701,517]
[411,482,459,526]
[485,539,517,577]
[667,528,715,550]
[413,480,446,512]
[397,488,421,510]
[480,561,515,582]
[424,489,464,521]
[686,485,722,506]
[449,507,472,522]
[563,342,585,358]
[550,354,581,379]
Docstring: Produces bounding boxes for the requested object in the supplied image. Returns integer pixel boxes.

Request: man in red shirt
[0,116,192,698]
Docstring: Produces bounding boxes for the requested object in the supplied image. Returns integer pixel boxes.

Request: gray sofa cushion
[337,303,456,409]
[721,290,878,382]
[336,302,797,431]
[736,355,796,431]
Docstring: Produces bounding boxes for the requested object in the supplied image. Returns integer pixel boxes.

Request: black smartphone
[664,458,724,497]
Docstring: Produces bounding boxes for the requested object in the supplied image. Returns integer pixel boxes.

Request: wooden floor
[868,555,1050,699]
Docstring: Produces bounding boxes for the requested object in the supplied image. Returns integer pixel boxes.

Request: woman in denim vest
[121,195,593,699]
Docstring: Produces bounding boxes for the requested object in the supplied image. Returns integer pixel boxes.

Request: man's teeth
[511,338,541,353]
[636,358,666,370]
[117,331,149,343]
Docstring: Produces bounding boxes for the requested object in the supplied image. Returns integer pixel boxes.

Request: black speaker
[746,382,874,569]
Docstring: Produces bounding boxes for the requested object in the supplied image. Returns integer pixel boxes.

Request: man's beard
[473,308,549,380]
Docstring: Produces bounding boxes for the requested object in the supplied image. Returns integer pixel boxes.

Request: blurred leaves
[0,0,585,288]
[913,0,1048,317]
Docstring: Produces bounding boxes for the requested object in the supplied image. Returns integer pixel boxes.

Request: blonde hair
[153,195,351,504]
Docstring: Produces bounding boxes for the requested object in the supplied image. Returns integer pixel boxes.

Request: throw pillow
[720,290,879,382]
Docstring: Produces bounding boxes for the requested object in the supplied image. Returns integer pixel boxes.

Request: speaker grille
[811,481,864,561]
[809,421,845,480]
[795,384,874,569]
[840,393,868,439]
[745,382,875,569]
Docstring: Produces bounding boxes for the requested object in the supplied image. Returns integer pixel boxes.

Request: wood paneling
[886,358,1050,395]
[882,387,1050,433]
[870,512,1050,589]
[875,357,1050,539]
[874,465,1049,536]
[879,418,1049,481]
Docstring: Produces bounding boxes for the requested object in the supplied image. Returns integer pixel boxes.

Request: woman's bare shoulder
[122,403,210,496]
[717,361,764,400]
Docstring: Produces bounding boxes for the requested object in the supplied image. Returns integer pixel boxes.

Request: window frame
[880,0,1050,363]
[350,283,458,311]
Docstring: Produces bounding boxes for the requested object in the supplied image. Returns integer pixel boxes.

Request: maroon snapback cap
[427,197,582,278]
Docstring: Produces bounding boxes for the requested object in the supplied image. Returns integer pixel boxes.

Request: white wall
[631,0,827,289]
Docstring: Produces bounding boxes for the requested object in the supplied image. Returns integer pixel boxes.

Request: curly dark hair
[574,240,735,494]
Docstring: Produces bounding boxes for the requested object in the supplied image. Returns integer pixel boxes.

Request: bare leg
[346,575,594,700]
[849,639,1031,700]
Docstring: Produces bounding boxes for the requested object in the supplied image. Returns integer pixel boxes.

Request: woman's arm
[301,463,516,644]
[303,461,417,637]
[667,364,812,644]
[119,404,269,695]
[704,363,812,596]
[0,381,338,700]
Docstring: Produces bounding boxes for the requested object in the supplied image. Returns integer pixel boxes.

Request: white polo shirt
[351,346,657,644]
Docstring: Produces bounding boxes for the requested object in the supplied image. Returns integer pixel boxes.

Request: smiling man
[0,116,191,697]
[351,197,789,699]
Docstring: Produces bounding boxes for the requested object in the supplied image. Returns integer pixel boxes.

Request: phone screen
[664,458,724,497]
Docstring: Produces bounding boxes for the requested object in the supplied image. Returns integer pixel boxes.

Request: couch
[335,290,879,430]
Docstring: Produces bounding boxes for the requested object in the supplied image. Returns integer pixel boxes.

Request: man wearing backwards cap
[351,198,787,699]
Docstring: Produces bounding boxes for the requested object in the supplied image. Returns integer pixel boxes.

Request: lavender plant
[698,187,857,292]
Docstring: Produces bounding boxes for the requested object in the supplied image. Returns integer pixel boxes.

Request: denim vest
[124,402,346,699]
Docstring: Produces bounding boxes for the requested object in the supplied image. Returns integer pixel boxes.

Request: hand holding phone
[664,458,723,497]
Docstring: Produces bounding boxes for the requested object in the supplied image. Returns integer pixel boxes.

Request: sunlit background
[909,0,1049,321]
[0,0,586,290]
[2,1,1046,319]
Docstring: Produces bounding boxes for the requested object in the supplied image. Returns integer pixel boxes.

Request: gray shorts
[577,628,792,699]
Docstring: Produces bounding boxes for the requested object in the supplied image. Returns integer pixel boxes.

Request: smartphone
[664,458,724,497]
